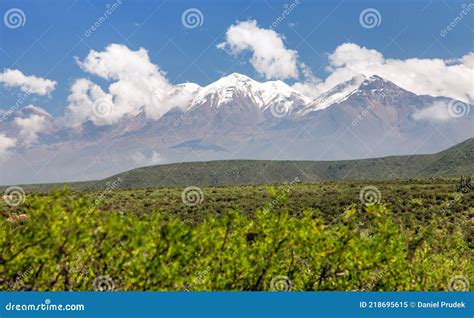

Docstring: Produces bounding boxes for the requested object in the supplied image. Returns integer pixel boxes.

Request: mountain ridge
[7,138,472,191]
[0,73,472,185]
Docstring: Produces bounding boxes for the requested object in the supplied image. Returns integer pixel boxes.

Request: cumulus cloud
[413,100,470,122]
[461,52,474,68]
[67,44,190,126]
[217,20,299,80]
[291,63,322,99]
[293,43,474,102]
[0,69,56,95]
[15,114,48,145]
[412,101,453,122]
[0,134,16,158]
[66,78,116,126]
[132,150,162,165]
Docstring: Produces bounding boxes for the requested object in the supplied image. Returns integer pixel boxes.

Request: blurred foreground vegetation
[0,180,472,291]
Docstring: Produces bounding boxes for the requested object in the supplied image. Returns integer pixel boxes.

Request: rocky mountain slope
[0,73,472,185]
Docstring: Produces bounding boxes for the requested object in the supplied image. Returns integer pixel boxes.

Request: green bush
[0,188,472,291]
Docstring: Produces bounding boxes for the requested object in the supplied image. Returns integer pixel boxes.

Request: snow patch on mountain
[298,75,366,115]
[23,105,53,118]
[167,82,202,110]
[190,73,309,111]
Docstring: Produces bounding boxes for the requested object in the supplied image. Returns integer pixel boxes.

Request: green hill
[419,137,474,176]
[91,138,473,189]
[7,138,473,191]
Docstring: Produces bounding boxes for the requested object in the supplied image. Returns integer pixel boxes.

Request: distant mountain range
[0,73,472,185]
[9,138,473,191]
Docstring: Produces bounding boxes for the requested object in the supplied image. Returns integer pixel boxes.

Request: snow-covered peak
[299,75,366,115]
[165,73,401,118]
[169,82,201,98]
[192,73,257,106]
[365,74,385,83]
[298,74,409,116]
[192,73,309,111]
[261,80,305,99]
[259,80,311,111]
[174,82,201,92]
[359,74,397,90]
[23,105,53,118]
[199,73,258,94]
[167,82,202,110]
[221,72,254,82]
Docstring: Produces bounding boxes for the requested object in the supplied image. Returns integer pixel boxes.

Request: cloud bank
[216,23,472,103]
[67,44,191,126]
[293,43,474,102]
[413,100,471,122]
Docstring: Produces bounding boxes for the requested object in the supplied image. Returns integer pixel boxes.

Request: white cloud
[67,44,190,126]
[132,150,162,165]
[461,52,474,68]
[217,20,299,80]
[293,43,474,102]
[15,113,48,145]
[291,63,322,99]
[0,134,16,158]
[66,78,116,126]
[412,101,453,122]
[413,100,471,122]
[0,69,56,95]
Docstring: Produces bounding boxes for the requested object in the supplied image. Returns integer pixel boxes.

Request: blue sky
[0,0,473,115]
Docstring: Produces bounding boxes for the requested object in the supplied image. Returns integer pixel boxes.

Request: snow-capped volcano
[296,74,410,116]
[190,73,310,112]
[1,72,472,185]
[298,75,366,115]
[168,82,201,103]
